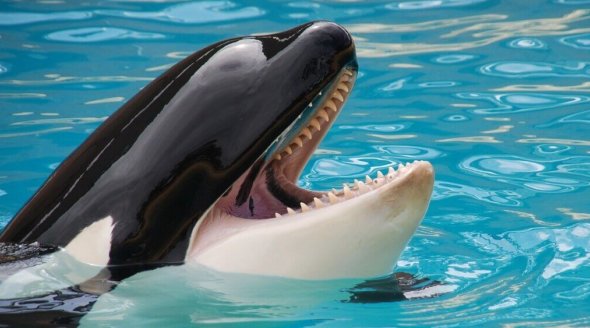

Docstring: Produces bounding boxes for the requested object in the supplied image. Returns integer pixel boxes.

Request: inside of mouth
[213,68,411,220]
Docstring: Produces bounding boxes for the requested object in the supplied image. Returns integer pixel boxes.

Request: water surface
[1,0,589,326]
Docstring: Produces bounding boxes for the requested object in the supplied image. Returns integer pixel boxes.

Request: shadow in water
[346,272,442,303]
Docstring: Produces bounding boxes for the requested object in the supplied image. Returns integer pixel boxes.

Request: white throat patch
[65,215,114,266]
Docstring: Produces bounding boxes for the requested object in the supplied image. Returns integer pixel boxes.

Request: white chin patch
[64,215,114,266]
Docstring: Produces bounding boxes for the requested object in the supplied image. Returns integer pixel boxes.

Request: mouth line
[215,67,424,220]
[263,69,356,212]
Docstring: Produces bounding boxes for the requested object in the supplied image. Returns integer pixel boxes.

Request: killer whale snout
[304,21,356,61]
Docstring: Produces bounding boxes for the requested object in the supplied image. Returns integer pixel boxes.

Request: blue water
[1,0,590,326]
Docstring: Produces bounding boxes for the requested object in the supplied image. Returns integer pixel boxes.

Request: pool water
[1,0,590,326]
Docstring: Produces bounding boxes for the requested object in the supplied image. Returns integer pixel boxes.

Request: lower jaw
[188,161,434,280]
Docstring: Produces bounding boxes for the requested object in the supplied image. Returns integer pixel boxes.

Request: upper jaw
[212,68,357,219]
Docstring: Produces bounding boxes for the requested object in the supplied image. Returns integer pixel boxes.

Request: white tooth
[300,203,310,212]
[301,127,312,140]
[344,70,353,76]
[284,146,293,155]
[354,179,360,189]
[308,102,313,108]
[275,212,282,218]
[314,197,324,208]
[332,188,339,195]
[343,184,352,198]
[388,166,395,175]
[309,118,321,131]
[317,109,329,122]
[357,181,368,192]
[337,83,349,92]
[332,91,344,102]
[365,175,372,184]
[292,137,303,148]
[377,171,384,179]
[328,192,339,203]
[287,207,296,215]
[274,154,282,161]
[325,99,338,112]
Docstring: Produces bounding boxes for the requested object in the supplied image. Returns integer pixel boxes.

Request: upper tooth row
[273,76,352,161]
[274,161,414,218]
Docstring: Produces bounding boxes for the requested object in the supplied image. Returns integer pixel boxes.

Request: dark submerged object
[0,21,357,326]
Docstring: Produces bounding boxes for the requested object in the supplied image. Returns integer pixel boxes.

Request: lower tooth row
[274,161,416,218]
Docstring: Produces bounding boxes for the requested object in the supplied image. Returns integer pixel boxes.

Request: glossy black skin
[0,21,356,270]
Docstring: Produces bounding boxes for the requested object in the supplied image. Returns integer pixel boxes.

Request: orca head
[186,22,434,279]
[0,22,433,281]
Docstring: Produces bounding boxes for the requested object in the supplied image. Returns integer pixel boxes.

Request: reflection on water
[480,61,590,78]
[46,27,166,42]
[352,9,590,57]
[457,92,590,114]
[1,0,589,326]
[95,1,265,24]
[560,33,590,49]
[508,37,546,49]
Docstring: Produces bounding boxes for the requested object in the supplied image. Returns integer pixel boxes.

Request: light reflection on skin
[85,97,125,105]
[350,10,590,57]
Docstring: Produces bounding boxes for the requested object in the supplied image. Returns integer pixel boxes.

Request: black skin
[0,21,357,326]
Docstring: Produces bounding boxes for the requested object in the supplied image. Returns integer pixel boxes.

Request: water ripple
[492,81,590,92]
[0,11,91,26]
[355,9,590,57]
[508,38,547,49]
[541,109,590,126]
[480,61,590,78]
[433,54,476,64]
[338,124,405,132]
[46,27,165,42]
[385,0,488,10]
[373,145,443,159]
[0,74,153,86]
[457,92,590,114]
[464,223,590,281]
[10,117,107,126]
[382,75,459,91]
[346,14,504,33]
[96,1,265,24]
[560,33,590,49]
[433,181,522,206]
[460,155,590,193]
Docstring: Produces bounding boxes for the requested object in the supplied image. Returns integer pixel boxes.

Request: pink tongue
[212,166,294,219]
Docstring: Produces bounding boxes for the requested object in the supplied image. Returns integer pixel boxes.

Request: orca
[0,21,434,325]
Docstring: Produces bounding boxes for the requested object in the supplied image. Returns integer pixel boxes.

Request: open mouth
[208,67,425,222]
